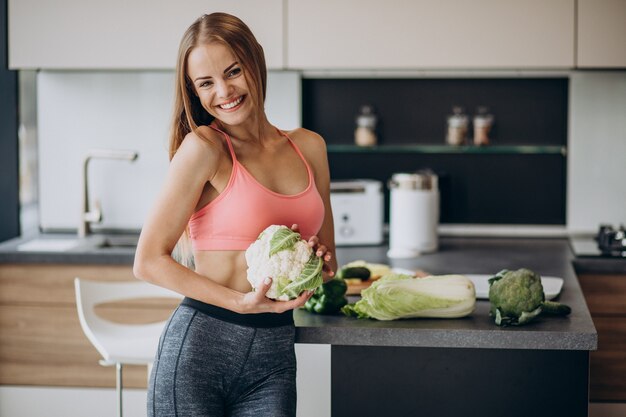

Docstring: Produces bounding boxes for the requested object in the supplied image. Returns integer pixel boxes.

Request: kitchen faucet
[79,149,139,238]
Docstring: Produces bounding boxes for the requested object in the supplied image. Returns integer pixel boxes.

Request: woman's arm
[133,131,311,313]
[293,129,338,282]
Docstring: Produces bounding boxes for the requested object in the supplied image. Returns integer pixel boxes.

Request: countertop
[569,235,626,274]
[0,234,599,351]
[296,237,597,351]
[0,233,137,264]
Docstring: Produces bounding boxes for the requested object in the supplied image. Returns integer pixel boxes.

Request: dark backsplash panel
[327,152,566,225]
[303,78,568,146]
[303,77,568,225]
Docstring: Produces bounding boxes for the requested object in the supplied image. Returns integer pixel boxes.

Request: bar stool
[74,278,182,417]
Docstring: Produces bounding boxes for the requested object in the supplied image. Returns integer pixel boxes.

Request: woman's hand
[239,277,314,314]
[291,224,336,282]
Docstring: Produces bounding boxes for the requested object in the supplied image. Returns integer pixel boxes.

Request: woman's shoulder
[177,126,225,156]
[283,127,327,154]
[171,126,225,175]
[188,125,225,148]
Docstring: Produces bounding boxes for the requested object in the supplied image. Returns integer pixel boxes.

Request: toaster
[330,179,384,246]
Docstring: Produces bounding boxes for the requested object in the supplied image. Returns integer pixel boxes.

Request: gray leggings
[147,304,297,417]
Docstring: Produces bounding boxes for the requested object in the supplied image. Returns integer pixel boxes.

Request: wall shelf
[305,77,568,225]
[327,144,567,156]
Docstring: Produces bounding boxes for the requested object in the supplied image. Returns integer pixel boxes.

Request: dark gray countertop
[295,237,597,351]
[569,236,626,274]
[0,234,600,351]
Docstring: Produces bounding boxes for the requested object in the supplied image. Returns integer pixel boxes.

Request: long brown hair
[169,13,268,267]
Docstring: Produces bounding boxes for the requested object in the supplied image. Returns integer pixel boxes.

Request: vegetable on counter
[340,260,392,279]
[488,268,571,326]
[245,225,323,301]
[341,273,476,321]
[336,266,371,280]
[303,278,348,314]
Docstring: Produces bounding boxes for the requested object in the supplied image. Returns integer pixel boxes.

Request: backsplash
[37,70,300,231]
[36,70,625,234]
[303,77,568,225]
[303,77,568,146]
[568,71,626,234]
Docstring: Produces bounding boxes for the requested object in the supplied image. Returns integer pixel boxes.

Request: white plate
[466,274,564,300]
[391,267,418,276]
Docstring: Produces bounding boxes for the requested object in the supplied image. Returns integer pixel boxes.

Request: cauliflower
[245,225,323,301]
[488,268,571,326]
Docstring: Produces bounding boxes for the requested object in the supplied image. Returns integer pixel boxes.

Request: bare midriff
[193,250,252,293]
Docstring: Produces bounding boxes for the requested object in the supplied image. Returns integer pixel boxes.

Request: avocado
[338,266,371,280]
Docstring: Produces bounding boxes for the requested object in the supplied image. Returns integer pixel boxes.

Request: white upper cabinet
[577,0,626,68]
[287,0,575,69]
[9,0,284,69]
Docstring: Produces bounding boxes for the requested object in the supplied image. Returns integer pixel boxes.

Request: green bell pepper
[303,278,348,315]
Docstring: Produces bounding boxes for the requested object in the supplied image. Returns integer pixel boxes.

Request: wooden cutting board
[345,269,430,295]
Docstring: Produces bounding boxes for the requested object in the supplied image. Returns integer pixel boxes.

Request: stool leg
[147,362,153,385]
[116,362,123,417]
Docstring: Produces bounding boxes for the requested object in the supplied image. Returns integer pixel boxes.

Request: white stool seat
[93,323,168,365]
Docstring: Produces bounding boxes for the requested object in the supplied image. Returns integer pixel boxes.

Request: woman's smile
[217,94,246,111]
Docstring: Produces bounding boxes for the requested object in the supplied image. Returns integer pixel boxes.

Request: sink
[17,238,82,252]
[82,234,140,251]
[95,235,139,248]
[15,234,139,252]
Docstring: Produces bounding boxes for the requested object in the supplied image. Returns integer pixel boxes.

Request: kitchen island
[0,236,598,416]
[294,238,597,417]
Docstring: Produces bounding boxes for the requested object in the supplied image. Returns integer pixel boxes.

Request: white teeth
[220,96,243,110]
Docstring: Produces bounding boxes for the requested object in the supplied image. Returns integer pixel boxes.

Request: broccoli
[488,268,571,326]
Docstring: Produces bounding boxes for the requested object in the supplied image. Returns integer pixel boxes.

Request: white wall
[37,70,301,231]
[568,72,626,233]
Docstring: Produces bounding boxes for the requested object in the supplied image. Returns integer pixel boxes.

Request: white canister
[387,171,439,259]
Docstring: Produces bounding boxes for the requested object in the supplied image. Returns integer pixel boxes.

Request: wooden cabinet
[577,0,626,68]
[12,1,625,70]
[8,0,284,69]
[287,0,574,69]
[0,264,178,388]
[578,273,626,401]
[11,1,626,70]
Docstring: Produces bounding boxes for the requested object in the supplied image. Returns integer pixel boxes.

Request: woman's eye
[228,68,241,77]
[199,81,212,88]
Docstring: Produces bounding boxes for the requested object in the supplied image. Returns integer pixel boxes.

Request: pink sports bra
[188,126,325,251]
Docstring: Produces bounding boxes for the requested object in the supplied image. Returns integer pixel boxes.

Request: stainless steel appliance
[570,224,626,258]
[596,224,626,257]
[330,180,383,246]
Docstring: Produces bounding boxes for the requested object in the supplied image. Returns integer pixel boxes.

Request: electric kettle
[387,170,440,259]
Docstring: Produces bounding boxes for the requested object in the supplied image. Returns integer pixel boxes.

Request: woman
[133,12,337,417]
